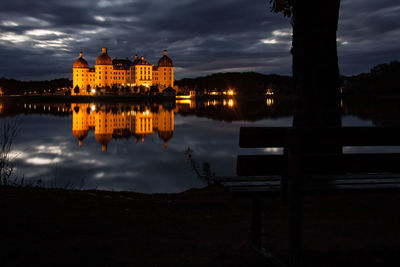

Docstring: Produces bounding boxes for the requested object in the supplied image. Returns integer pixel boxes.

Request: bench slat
[229,183,400,196]
[223,178,400,188]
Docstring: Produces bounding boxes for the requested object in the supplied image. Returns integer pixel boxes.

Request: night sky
[0,0,399,80]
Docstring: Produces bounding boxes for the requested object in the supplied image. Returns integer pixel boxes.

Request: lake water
[0,97,396,193]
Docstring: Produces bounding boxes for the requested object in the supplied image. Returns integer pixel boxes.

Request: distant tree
[343,61,400,95]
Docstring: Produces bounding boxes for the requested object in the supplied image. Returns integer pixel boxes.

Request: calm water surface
[0,98,391,193]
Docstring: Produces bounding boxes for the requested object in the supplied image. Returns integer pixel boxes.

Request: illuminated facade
[72,103,174,152]
[72,48,174,95]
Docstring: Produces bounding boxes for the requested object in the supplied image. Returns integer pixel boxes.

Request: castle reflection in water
[14,99,244,152]
[72,103,174,152]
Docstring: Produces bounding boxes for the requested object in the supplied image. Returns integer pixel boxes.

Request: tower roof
[73,52,89,68]
[133,56,151,66]
[96,47,112,65]
[158,50,173,67]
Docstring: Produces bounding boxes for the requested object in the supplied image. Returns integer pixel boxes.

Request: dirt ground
[1,185,400,266]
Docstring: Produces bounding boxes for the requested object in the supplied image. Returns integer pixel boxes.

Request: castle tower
[155,50,174,90]
[95,106,113,152]
[95,47,113,88]
[72,52,90,95]
[157,107,174,148]
[72,103,89,146]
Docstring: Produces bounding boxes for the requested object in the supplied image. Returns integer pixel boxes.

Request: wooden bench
[216,126,400,266]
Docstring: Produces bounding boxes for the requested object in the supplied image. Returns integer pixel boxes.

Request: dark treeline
[343,61,400,95]
[1,60,399,96]
[0,78,72,95]
[178,98,294,122]
[175,61,400,97]
[175,72,293,95]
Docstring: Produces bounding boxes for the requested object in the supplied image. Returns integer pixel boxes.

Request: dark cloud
[0,0,399,80]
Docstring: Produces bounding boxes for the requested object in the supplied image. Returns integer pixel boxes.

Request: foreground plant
[0,121,18,186]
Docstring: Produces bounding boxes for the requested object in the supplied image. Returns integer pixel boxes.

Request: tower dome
[95,133,113,152]
[158,50,173,67]
[158,130,173,148]
[73,130,89,147]
[73,52,89,68]
[96,47,112,65]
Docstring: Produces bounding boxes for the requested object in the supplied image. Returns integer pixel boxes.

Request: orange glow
[265,88,274,96]
[176,99,192,104]
[176,95,191,99]
[266,98,274,107]
[71,103,175,151]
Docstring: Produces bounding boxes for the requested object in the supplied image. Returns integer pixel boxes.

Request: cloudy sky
[0,0,399,80]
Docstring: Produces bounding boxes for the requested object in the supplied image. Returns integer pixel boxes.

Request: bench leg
[251,196,262,248]
[281,174,289,206]
[289,176,303,267]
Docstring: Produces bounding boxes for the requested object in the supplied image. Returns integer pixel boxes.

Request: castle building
[72,47,174,95]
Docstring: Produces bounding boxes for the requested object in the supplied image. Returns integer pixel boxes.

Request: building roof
[95,133,112,145]
[133,56,152,66]
[158,50,173,67]
[96,47,112,65]
[73,130,88,140]
[158,130,173,142]
[73,52,89,68]
[113,58,133,69]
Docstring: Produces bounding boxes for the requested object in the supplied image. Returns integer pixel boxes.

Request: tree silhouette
[270,0,341,128]
[270,3,343,265]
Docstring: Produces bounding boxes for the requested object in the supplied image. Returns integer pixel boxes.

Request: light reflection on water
[0,98,388,193]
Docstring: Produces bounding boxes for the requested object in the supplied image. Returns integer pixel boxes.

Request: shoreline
[2,184,400,266]
[0,94,279,102]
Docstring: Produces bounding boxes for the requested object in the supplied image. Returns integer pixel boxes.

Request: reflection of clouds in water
[7,111,384,193]
[26,157,62,165]
[342,115,373,127]
[11,113,203,192]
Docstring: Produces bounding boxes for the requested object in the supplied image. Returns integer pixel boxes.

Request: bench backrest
[237,127,400,176]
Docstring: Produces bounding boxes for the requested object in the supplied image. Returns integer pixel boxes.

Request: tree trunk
[288,3,342,266]
[292,0,342,128]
